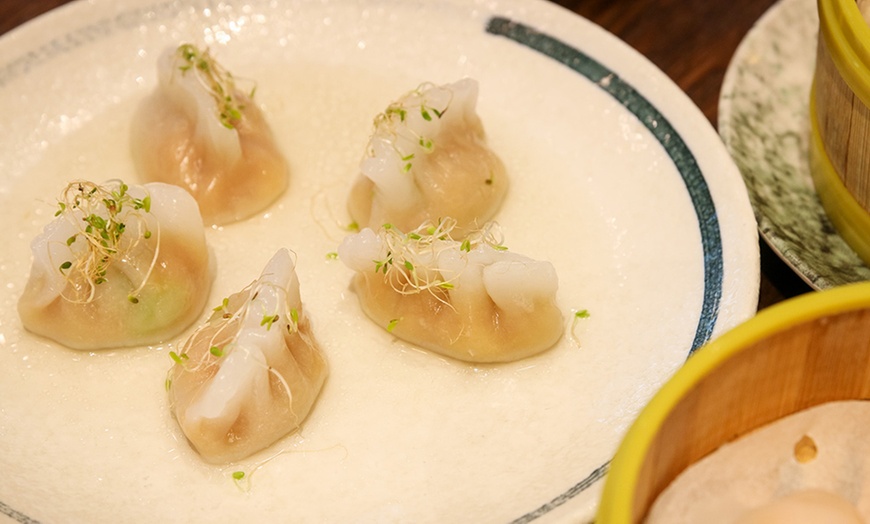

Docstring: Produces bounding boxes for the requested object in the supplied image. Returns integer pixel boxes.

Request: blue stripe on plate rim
[485,16,723,523]
[0,10,724,524]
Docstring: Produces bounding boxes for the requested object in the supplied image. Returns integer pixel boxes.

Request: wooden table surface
[0,0,815,311]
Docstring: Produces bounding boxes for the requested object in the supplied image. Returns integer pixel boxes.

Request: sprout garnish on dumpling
[175,43,249,131]
[131,43,289,226]
[17,180,214,350]
[166,249,328,464]
[347,79,508,236]
[338,219,563,363]
[53,181,155,303]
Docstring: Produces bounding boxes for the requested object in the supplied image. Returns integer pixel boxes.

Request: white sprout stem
[128,220,161,300]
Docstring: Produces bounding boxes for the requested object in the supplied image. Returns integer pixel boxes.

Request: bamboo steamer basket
[596,282,870,523]
[811,0,870,264]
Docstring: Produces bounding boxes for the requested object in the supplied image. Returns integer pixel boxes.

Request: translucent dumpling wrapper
[131,43,289,226]
[736,490,865,524]
[347,79,508,236]
[167,249,328,464]
[338,219,563,363]
[17,180,214,350]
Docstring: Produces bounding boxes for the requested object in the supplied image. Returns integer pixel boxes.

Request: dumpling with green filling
[337,219,563,363]
[167,248,328,464]
[347,79,508,236]
[131,43,289,226]
[17,180,214,350]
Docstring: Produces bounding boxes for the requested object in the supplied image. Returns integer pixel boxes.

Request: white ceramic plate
[719,0,870,289]
[0,1,759,522]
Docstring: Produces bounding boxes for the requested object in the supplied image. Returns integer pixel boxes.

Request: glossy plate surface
[0,0,758,522]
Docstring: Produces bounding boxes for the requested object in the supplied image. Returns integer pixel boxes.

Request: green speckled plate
[719,0,870,288]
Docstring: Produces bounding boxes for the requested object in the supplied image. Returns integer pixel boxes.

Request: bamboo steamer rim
[819,0,870,109]
[596,281,870,523]
[809,83,870,265]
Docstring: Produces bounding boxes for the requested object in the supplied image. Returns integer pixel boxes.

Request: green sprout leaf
[213,297,230,312]
[261,314,280,330]
[570,309,591,347]
[175,43,252,129]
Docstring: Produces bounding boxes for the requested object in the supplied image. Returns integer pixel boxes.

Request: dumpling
[131,43,288,226]
[167,249,328,464]
[338,219,562,363]
[347,79,508,235]
[737,489,864,524]
[17,180,214,350]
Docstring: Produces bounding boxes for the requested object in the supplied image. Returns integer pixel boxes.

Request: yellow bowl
[596,281,870,523]
[811,0,870,265]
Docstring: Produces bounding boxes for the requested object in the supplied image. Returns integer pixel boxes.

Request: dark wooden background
[0,0,813,310]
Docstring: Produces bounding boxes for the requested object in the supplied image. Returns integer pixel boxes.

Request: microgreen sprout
[283,308,301,335]
[231,469,249,490]
[370,82,453,174]
[570,309,591,346]
[385,106,407,122]
[213,297,230,312]
[325,252,339,261]
[369,218,509,304]
[169,351,189,364]
[210,346,224,357]
[261,314,280,330]
[175,43,254,130]
[386,318,401,333]
[54,180,158,304]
